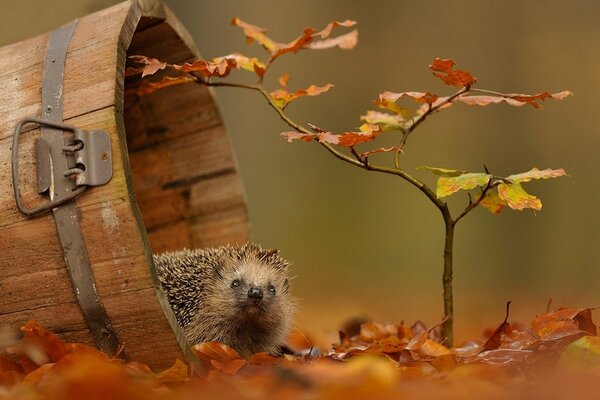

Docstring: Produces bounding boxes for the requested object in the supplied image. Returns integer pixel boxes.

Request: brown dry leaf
[532,307,598,337]
[359,321,398,342]
[135,75,196,96]
[270,83,334,109]
[192,342,247,374]
[281,125,381,147]
[482,302,512,351]
[429,58,477,87]
[127,55,167,77]
[154,359,188,386]
[172,58,236,78]
[232,17,357,64]
[21,320,68,364]
[285,328,315,355]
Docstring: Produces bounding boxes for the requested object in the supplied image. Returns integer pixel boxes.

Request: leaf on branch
[480,189,507,215]
[429,58,477,87]
[231,17,279,51]
[232,17,357,64]
[270,81,334,109]
[307,30,358,50]
[506,167,567,183]
[436,173,492,198]
[281,125,381,147]
[213,53,266,77]
[127,55,167,77]
[135,75,196,96]
[172,58,236,78]
[456,91,573,109]
[498,182,542,211]
[360,110,408,131]
[375,91,438,114]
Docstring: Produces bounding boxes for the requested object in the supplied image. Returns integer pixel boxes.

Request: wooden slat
[124,82,221,151]
[147,220,192,253]
[190,206,250,248]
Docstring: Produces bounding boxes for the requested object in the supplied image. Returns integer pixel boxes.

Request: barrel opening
[123,18,249,255]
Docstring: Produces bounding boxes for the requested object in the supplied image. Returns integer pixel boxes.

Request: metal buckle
[12,117,112,217]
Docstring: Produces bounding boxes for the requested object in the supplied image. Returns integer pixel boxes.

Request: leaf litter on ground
[1,305,600,399]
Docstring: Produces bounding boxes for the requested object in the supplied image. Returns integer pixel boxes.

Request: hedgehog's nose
[248,287,263,300]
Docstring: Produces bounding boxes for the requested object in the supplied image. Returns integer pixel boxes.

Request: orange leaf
[429,58,477,87]
[285,328,315,354]
[127,55,167,77]
[172,58,236,78]
[21,320,68,363]
[307,30,358,50]
[270,83,334,108]
[479,189,507,215]
[282,125,381,147]
[213,53,266,77]
[232,17,357,64]
[155,359,189,386]
[231,17,278,51]
[531,307,598,338]
[497,182,542,211]
[135,75,196,96]
[192,342,247,374]
[359,322,398,342]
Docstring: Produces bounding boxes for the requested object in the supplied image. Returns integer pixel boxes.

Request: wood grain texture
[0,0,250,370]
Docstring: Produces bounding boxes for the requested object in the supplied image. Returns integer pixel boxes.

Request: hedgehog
[153,243,295,358]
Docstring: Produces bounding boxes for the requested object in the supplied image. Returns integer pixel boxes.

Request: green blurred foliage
[2,0,599,340]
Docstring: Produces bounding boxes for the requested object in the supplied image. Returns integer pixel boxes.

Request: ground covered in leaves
[1,306,600,399]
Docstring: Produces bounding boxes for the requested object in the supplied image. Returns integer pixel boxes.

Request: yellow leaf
[498,182,541,211]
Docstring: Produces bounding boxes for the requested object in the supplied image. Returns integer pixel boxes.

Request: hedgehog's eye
[268,284,276,295]
[231,279,241,288]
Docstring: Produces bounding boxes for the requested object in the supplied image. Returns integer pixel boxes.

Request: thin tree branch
[203,78,446,211]
[399,86,470,150]
[453,181,496,224]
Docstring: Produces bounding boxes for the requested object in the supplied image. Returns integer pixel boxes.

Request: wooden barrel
[0,0,250,370]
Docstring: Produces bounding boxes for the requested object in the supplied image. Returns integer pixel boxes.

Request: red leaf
[429,58,477,87]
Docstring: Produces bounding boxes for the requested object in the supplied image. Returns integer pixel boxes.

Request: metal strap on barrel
[11,21,120,356]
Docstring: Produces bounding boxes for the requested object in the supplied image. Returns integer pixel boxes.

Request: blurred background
[2,0,598,342]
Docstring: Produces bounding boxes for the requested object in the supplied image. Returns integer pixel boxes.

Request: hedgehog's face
[210,246,292,327]
[226,260,290,313]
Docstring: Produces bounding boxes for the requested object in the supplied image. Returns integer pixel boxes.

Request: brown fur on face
[154,243,295,358]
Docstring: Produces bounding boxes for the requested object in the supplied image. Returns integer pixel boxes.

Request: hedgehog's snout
[248,287,263,300]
